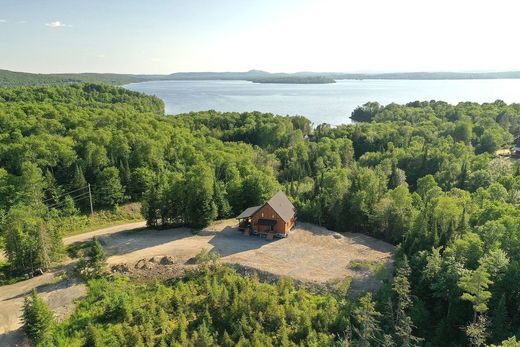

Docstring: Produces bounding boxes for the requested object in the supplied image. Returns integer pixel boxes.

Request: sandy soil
[105,221,393,283]
[0,222,145,346]
[0,220,394,346]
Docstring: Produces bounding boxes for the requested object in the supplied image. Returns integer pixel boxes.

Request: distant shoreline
[4,68,520,87]
[248,76,336,84]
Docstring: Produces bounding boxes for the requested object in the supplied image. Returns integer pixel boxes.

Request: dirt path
[0,220,394,346]
[62,221,146,245]
[0,221,145,346]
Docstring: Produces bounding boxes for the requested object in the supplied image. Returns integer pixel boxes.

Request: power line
[44,183,94,215]
[42,185,89,203]
[46,193,90,209]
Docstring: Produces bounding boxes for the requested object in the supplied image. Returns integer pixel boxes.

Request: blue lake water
[124,79,520,125]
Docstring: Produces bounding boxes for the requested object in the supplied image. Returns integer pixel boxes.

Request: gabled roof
[236,205,262,219]
[266,191,295,223]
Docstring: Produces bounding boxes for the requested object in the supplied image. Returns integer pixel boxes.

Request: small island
[248,76,336,84]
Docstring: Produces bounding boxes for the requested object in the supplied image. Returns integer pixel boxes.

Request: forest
[0,69,166,87]
[1,84,520,345]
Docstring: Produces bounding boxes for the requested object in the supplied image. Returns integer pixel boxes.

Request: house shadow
[208,226,272,257]
[0,328,26,347]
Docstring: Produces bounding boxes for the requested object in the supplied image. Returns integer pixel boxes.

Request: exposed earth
[0,220,394,346]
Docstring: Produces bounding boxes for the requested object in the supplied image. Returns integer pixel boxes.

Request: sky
[1,0,520,74]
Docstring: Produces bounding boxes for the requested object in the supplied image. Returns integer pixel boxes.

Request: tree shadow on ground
[98,227,195,257]
[208,226,272,257]
[1,271,80,302]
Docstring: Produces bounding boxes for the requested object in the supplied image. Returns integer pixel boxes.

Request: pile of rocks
[110,255,181,281]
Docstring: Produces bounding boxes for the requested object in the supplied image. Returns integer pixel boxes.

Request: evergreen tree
[459,266,493,346]
[23,289,55,345]
[4,205,62,274]
[89,237,106,274]
[352,293,381,346]
[393,257,422,347]
[491,294,511,343]
[95,166,125,208]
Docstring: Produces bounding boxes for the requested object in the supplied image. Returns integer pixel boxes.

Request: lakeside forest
[1,84,520,346]
[5,68,520,87]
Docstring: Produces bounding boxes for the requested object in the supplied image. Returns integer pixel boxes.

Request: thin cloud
[45,21,70,28]
[0,19,6,23]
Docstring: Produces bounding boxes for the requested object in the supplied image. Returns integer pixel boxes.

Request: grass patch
[328,276,353,296]
[348,260,391,281]
[59,203,143,237]
[193,248,221,264]
[66,240,94,258]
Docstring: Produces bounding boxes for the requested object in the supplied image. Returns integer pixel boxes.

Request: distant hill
[249,76,336,84]
[168,70,520,82]
[3,69,520,87]
[167,69,274,80]
[0,69,166,87]
[332,71,520,80]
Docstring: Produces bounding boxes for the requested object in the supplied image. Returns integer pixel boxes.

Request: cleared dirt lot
[104,220,394,288]
[0,220,394,346]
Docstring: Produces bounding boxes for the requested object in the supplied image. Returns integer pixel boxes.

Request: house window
[261,212,264,217]
[272,214,275,218]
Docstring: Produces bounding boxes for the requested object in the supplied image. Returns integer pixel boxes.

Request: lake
[124,79,520,125]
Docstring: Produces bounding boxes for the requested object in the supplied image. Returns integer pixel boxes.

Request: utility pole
[88,183,94,216]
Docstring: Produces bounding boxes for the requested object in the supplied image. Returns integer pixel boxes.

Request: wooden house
[236,191,296,239]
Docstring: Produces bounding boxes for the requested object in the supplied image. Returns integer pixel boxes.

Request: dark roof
[236,205,261,219]
[266,191,295,223]
[257,219,277,226]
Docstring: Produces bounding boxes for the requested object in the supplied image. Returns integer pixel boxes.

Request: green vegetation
[47,266,351,346]
[23,289,55,345]
[193,248,221,264]
[74,237,108,279]
[2,84,520,344]
[0,69,166,87]
[58,203,143,237]
[5,68,520,88]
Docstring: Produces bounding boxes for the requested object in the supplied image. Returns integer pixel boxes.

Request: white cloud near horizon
[45,21,70,28]
[0,19,6,23]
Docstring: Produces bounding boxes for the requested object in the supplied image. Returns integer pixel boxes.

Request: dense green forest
[2,84,520,345]
[0,69,167,87]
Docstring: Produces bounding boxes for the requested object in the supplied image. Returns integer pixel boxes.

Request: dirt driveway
[0,222,145,346]
[104,220,394,286]
[0,220,393,346]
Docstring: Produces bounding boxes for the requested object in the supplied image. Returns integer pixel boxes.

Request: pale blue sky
[1,0,519,74]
